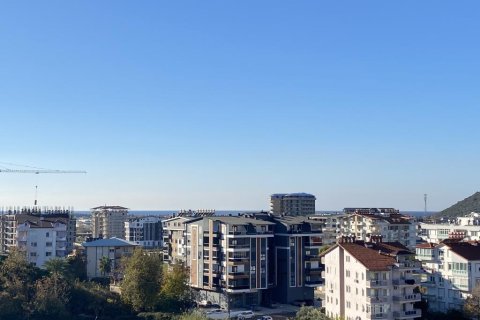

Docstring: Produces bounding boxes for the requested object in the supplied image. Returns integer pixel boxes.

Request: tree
[0,249,43,319]
[295,306,331,320]
[465,285,480,320]
[44,257,71,279]
[121,249,163,312]
[32,273,70,319]
[99,256,112,277]
[160,263,193,312]
[66,254,87,281]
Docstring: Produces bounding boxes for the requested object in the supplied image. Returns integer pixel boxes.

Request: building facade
[417,240,480,313]
[270,193,316,216]
[322,236,422,320]
[162,216,193,264]
[419,213,480,244]
[91,206,128,239]
[185,216,275,308]
[125,216,162,248]
[82,237,138,279]
[184,213,324,308]
[0,207,75,267]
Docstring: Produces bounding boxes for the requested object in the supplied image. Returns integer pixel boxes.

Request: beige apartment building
[270,193,316,216]
[322,236,422,320]
[91,205,128,239]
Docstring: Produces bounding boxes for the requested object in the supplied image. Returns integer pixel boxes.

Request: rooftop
[443,241,480,261]
[91,206,128,210]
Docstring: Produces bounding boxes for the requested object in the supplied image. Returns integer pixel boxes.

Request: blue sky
[0,1,479,211]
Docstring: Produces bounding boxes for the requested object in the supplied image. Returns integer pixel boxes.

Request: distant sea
[74,210,435,218]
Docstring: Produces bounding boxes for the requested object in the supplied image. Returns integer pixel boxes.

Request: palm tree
[99,256,111,277]
[44,257,70,278]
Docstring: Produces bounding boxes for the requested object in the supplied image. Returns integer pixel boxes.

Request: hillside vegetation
[434,192,480,218]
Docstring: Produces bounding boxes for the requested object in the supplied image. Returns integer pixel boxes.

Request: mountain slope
[435,192,480,218]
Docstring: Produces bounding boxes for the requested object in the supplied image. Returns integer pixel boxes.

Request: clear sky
[0,1,479,211]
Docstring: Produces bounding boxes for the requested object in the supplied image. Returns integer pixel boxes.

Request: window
[45,252,52,257]
[31,242,37,247]
[46,242,52,247]
[46,232,50,237]
[346,270,350,277]
[30,252,37,257]
[346,255,350,262]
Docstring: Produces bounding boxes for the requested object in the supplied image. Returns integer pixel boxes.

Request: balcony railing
[367,296,388,303]
[393,309,421,318]
[366,280,389,287]
[393,293,421,302]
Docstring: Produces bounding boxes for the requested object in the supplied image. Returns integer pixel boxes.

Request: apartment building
[82,237,138,279]
[340,208,417,250]
[0,207,75,267]
[125,216,162,248]
[270,193,316,216]
[309,214,345,245]
[419,212,480,244]
[322,236,422,320]
[267,215,324,303]
[185,215,275,308]
[91,205,128,239]
[163,216,194,264]
[417,240,480,313]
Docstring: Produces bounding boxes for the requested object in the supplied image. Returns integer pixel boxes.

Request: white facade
[91,206,128,239]
[323,239,421,320]
[340,213,418,250]
[419,213,480,244]
[17,220,68,267]
[417,241,480,312]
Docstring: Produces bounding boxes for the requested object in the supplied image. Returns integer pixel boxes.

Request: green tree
[99,256,112,277]
[121,249,163,312]
[294,306,331,320]
[32,273,70,319]
[0,249,43,319]
[66,254,87,281]
[44,257,71,279]
[465,285,480,320]
[160,263,193,312]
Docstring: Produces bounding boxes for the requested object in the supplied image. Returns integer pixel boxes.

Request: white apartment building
[417,240,480,312]
[0,208,75,268]
[125,216,162,248]
[322,236,422,320]
[309,214,345,245]
[162,216,193,264]
[91,205,128,239]
[340,209,418,250]
[419,212,480,244]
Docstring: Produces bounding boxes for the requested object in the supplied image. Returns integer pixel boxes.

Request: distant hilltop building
[270,193,316,216]
[0,206,76,267]
[91,205,128,239]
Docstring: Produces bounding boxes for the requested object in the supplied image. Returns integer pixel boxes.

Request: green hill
[434,191,480,218]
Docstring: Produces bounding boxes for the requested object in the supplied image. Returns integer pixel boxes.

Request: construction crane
[0,162,86,205]
[0,168,86,174]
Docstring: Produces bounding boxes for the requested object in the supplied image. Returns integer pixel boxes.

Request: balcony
[393,294,421,303]
[366,312,389,320]
[393,309,421,319]
[366,280,389,287]
[394,261,420,270]
[367,296,388,304]
[392,278,416,286]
